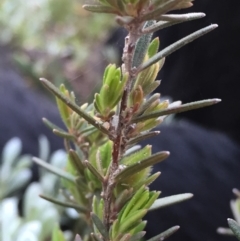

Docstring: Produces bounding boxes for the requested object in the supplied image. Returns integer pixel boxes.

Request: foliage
[0,137,72,241]
[0,138,32,199]
[29,0,220,241]
[218,189,240,240]
[0,0,115,99]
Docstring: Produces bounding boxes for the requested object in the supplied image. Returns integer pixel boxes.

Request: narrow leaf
[127,131,160,146]
[53,129,75,140]
[132,99,221,123]
[228,219,240,241]
[146,226,180,241]
[159,12,205,21]
[42,117,65,132]
[91,213,109,240]
[33,157,75,183]
[132,20,155,68]
[140,0,182,22]
[40,78,109,135]
[129,231,146,241]
[39,194,88,213]
[85,160,105,183]
[149,193,193,211]
[69,149,85,175]
[83,4,117,14]
[115,151,169,182]
[119,209,148,233]
[138,24,218,72]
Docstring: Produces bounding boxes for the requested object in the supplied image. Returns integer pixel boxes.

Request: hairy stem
[102,23,142,233]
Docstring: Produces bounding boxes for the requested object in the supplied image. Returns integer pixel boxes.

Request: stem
[102,23,142,232]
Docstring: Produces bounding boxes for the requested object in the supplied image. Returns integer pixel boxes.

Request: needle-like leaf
[40,78,109,135]
[138,24,218,72]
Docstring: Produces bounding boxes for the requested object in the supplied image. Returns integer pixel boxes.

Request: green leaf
[69,149,85,175]
[40,78,109,135]
[132,99,221,123]
[228,219,240,240]
[149,193,193,211]
[56,84,71,127]
[83,4,117,14]
[99,141,113,173]
[121,186,146,220]
[42,117,65,132]
[115,188,133,210]
[139,24,218,72]
[119,209,147,233]
[144,191,161,209]
[92,196,104,220]
[33,157,75,183]
[139,0,181,22]
[91,213,109,240]
[40,194,88,213]
[53,129,75,140]
[116,151,169,182]
[146,226,180,241]
[51,225,66,241]
[127,131,160,146]
[147,38,160,58]
[132,20,155,68]
[136,93,160,115]
[84,160,105,183]
[121,145,152,165]
[143,13,206,34]
[129,231,146,241]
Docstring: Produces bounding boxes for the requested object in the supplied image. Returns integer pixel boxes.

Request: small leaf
[39,194,88,213]
[132,99,221,123]
[69,149,85,175]
[132,20,155,68]
[85,160,105,183]
[121,186,146,220]
[40,78,109,135]
[83,4,117,14]
[116,151,169,182]
[147,38,160,58]
[33,157,75,183]
[138,24,218,72]
[149,193,193,211]
[228,219,240,240]
[119,209,148,234]
[146,226,180,241]
[91,213,109,240]
[121,145,152,165]
[53,129,75,140]
[129,231,146,241]
[143,13,206,34]
[42,117,65,132]
[139,0,181,22]
[127,131,160,146]
[51,225,66,241]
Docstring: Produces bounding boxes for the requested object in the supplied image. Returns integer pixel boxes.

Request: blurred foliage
[0,136,74,241]
[218,189,240,239]
[0,0,115,100]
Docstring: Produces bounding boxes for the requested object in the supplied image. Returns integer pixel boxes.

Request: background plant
[30,0,220,241]
[0,0,115,100]
[0,136,75,241]
[217,189,240,240]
